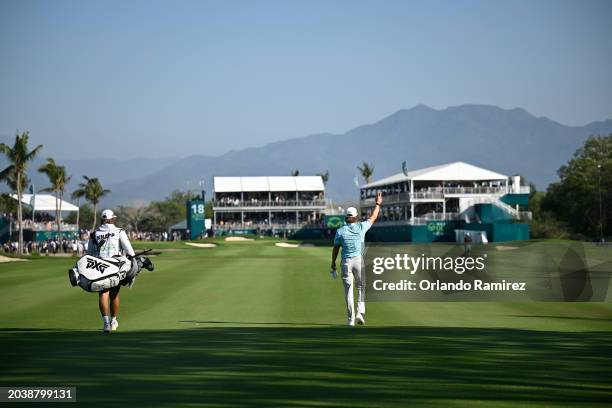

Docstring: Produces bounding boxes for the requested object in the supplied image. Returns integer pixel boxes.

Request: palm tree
[72,176,110,230]
[291,170,300,176]
[357,162,375,184]
[316,170,330,185]
[39,158,71,250]
[2,169,30,239]
[0,132,43,255]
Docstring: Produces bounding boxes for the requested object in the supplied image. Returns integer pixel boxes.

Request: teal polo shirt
[334,220,372,259]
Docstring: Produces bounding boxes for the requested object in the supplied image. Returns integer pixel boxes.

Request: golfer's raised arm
[368,192,383,224]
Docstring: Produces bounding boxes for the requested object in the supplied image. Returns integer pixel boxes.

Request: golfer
[331,192,382,326]
[87,209,136,333]
[464,232,473,256]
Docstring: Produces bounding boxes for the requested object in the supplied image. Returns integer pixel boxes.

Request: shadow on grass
[510,315,612,322]
[180,320,338,326]
[1,327,611,407]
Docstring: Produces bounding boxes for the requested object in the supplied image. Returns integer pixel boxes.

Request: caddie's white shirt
[87,223,135,258]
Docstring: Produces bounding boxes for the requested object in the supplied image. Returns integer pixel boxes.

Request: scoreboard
[186,199,205,240]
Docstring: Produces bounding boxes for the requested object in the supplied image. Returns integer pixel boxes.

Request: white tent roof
[361,162,508,188]
[268,177,298,192]
[295,177,325,191]
[214,176,324,193]
[10,194,80,212]
[241,177,269,192]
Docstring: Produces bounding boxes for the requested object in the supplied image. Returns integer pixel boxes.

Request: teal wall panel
[476,204,513,223]
[501,194,529,206]
[492,223,530,242]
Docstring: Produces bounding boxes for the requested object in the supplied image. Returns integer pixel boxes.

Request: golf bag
[68,253,154,292]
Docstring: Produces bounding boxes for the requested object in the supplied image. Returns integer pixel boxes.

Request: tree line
[0,132,111,254]
[531,134,611,241]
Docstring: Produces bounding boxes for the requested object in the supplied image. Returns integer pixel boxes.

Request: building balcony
[360,186,511,206]
[214,222,325,231]
[213,199,327,211]
[442,186,509,195]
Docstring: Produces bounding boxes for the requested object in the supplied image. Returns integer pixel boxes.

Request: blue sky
[0,0,611,159]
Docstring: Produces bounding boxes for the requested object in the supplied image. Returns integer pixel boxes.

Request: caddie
[331,192,382,326]
[87,209,136,333]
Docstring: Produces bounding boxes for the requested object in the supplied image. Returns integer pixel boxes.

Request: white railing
[420,212,460,221]
[361,186,508,205]
[442,186,507,195]
[492,199,520,217]
[213,200,327,208]
[410,192,445,200]
[410,217,428,225]
[361,192,442,205]
[375,212,460,225]
[215,222,325,231]
[459,196,519,218]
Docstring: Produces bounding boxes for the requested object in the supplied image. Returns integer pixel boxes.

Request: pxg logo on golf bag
[86,258,110,274]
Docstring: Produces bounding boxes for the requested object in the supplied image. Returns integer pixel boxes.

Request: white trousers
[342,256,365,322]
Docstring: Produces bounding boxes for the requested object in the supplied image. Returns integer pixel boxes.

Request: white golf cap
[101,209,117,220]
[345,207,358,217]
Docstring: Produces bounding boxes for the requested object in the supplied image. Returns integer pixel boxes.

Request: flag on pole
[29,183,36,221]
[29,184,35,206]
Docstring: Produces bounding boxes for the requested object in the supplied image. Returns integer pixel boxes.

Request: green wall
[365,221,530,243]
[34,231,77,241]
[492,223,530,242]
[476,203,513,223]
[292,228,329,240]
[501,193,529,207]
[365,225,412,242]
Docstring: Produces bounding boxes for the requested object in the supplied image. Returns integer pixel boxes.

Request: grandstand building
[212,176,326,234]
[360,162,531,242]
[1,194,80,243]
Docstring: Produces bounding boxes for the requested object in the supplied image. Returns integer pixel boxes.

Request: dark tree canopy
[542,135,611,239]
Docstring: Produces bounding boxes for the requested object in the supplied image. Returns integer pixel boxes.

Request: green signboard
[187,199,205,240]
[324,215,345,229]
[426,221,456,242]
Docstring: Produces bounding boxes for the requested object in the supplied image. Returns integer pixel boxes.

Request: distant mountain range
[2,104,612,207]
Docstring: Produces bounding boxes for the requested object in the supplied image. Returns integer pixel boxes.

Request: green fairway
[1,239,611,407]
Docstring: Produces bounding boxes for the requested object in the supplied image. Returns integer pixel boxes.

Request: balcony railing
[422,212,460,221]
[442,186,507,195]
[214,222,325,230]
[213,199,327,208]
[361,186,509,204]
